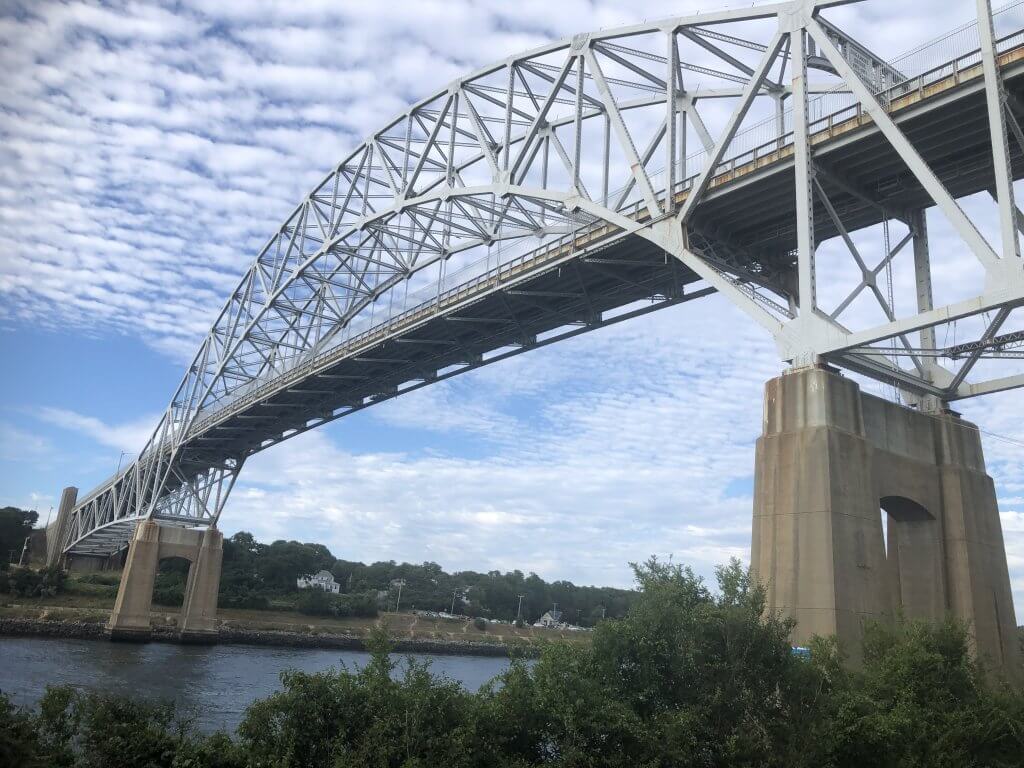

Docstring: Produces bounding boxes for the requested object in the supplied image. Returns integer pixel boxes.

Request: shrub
[295,588,332,616]
[0,693,40,768]
[151,569,185,607]
[7,566,66,598]
[296,589,378,619]
[151,584,184,607]
[473,617,487,632]
[220,590,270,610]
[75,572,122,586]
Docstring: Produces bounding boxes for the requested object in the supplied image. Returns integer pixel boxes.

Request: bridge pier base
[108,520,223,643]
[751,366,1019,679]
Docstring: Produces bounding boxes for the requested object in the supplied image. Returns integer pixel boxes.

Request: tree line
[0,503,634,623]
[2,558,1022,768]
[214,531,636,624]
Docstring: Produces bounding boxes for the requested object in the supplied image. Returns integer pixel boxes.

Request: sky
[0,0,1022,617]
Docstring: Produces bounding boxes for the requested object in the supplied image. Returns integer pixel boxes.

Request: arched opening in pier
[879,496,944,619]
[153,556,192,610]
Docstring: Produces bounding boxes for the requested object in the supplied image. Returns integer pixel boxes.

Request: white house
[296,569,341,594]
[533,609,563,628]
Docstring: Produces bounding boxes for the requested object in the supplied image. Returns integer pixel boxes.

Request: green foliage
[822,618,1024,767]
[75,572,122,586]
[0,691,42,768]
[473,616,487,631]
[4,557,1022,767]
[5,685,246,768]
[6,566,66,598]
[216,530,632,623]
[152,558,190,607]
[0,506,38,564]
[239,624,479,768]
[295,588,378,618]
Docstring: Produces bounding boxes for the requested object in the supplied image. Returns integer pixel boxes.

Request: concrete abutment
[751,366,1019,678]
[107,520,223,643]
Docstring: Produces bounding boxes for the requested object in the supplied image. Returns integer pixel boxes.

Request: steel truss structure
[57,0,1024,558]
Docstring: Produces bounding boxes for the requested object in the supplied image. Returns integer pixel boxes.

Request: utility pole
[516,593,525,621]
[18,536,31,567]
[394,579,405,614]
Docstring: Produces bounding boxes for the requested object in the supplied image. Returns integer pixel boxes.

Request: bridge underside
[693,64,1024,262]
[186,236,702,464]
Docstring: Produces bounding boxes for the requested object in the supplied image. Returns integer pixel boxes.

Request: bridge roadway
[62,26,1024,558]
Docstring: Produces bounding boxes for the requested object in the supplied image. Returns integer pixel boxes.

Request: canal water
[0,636,516,733]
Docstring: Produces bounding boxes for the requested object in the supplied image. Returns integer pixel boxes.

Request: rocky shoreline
[0,617,538,658]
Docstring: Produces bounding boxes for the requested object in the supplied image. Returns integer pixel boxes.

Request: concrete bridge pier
[751,366,1019,678]
[108,519,223,643]
[45,486,78,568]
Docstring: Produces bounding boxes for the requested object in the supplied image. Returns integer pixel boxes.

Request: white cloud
[0,422,51,462]
[37,407,160,454]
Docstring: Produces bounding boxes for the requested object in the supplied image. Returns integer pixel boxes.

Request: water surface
[0,636,515,733]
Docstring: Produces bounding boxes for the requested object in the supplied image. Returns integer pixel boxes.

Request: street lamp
[115,451,134,475]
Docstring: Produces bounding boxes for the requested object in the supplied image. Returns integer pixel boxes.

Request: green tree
[239,628,479,768]
[0,692,42,768]
[823,618,1024,767]
[0,506,38,564]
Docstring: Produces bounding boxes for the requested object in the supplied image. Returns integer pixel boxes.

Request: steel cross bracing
[59,0,1024,557]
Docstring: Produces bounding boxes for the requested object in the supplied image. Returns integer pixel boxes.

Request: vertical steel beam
[665,31,678,213]
[792,28,817,315]
[806,18,1001,272]
[977,0,1021,260]
[910,210,936,357]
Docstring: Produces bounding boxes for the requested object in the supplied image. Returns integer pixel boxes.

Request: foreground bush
[295,588,378,619]
[2,558,1021,767]
[4,566,66,598]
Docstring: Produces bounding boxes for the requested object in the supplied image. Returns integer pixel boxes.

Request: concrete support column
[751,366,891,657]
[46,486,78,567]
[179,526,223,643]
[752,365,1019,680]
[108,519,161,641]
[107,520,223,643]
[934,416,1020,674]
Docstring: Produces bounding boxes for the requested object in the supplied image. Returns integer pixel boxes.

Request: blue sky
[1,0,1022,618]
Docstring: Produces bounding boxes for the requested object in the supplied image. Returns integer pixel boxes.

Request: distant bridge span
[51,0,1024,562]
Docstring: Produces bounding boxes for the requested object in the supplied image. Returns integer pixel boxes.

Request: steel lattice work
[52,0,1024,559]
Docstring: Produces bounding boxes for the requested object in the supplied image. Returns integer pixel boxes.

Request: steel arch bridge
[51,0,1024,561]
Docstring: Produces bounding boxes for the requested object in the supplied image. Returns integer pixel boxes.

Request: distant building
[533,609,563,628]
[296,569,340,594]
